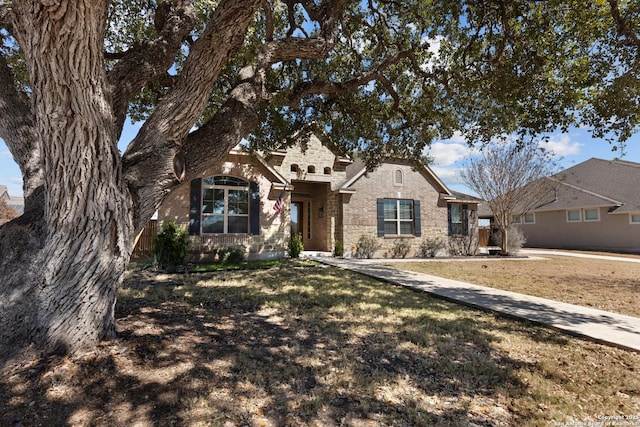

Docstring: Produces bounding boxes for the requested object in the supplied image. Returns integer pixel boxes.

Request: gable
[552,158,640,211]
[340,158,453,197]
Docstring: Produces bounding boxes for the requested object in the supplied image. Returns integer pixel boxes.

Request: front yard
[388,253,640,317]
[1,260,638,426]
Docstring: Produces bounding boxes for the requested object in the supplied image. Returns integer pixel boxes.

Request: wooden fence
[478,227,490,248]
[132,219,157,258]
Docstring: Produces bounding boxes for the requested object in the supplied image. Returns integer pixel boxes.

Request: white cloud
[538,135,582,157]
[427,141,471,166]
[430,165,464,185]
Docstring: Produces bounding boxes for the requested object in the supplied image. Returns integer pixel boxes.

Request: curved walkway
[310,255,640,353]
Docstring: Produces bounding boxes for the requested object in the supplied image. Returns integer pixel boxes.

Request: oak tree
[0,0,636,363]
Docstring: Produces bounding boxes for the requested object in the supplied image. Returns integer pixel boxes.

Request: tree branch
[107,0,197,136]
[0,53,43,203]
[282,50,413,108]
[122,0,262,230]
[607,0,640,49]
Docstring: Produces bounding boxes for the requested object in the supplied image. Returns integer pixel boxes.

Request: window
[584,208,600,222]
[377,198,421,237]
[307,165,316,174]
[201,176,249,234]
[631,214,640,224]
[290,164,299,172]
[393,169,404,186]
[383,199,414,235]
[523,213,535,224]
[512,214,522,224]
[567,209,581,222]
[324,167,332,175]
[450,204,463,234]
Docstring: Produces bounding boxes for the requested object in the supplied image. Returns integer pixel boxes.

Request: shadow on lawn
[1,264,564,426]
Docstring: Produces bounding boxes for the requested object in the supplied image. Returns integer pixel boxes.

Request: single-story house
[0,185,24,215]
[158,134,480,259]
[485,158,640,253]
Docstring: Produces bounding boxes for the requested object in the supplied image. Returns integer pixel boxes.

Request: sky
[1,121,639,199]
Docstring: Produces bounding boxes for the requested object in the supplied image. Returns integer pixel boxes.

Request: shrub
[448,233,479,256]
[390,239,412,258]
[153,220,189,272]
[288,233,304,258]
[354,235,381,259]
[333,240,344,257]
[416,236,446,258]
[494,226,526,255]
[218,246,246,264]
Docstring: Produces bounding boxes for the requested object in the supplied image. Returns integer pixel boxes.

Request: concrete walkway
[310,256,640,353]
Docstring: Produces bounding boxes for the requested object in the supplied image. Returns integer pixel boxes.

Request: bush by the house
[333,240,344,257]
[416,236,446,258]
[448,234,479,256]
[288,233,304,258]
[354,235,381,259]
[494,226,526,255]
[218,246,246,264]
[152,220,189,272]
[390,239,412,258]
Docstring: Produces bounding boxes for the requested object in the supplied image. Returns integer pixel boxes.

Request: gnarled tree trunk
[0,1,134,364]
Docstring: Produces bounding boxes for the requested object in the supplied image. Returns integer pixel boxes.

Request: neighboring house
[0,185,24,215]
[491,158,640,253]
[158,135,480,259]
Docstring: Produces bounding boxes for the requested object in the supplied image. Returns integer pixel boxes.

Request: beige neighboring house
[504,158,640,253]
[158,134,480,260]
[0,185,24,215]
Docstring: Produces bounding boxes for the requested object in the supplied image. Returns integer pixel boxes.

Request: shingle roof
[537,158,640,214]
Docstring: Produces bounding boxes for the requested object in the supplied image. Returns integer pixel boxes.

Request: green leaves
[4,0,638,162]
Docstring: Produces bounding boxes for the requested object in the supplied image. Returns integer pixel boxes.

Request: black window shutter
[447,204,452,235]
[462,205,469,236]
[462,204,469,236]
[376,198,385,237]
[250,181,260,235]
[413,200,421,237]
[188,178,202,235]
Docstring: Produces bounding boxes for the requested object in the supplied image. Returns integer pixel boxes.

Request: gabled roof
[536,158,640,214]
[335,157,474,202]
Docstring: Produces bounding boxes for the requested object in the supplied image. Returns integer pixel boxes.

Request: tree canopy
[2,1,637,190]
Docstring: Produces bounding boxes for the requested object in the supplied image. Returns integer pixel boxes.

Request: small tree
[288,233,304,258]
[461,143,557,255]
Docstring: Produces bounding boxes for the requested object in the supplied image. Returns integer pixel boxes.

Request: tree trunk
[500,226,509,256]
[0,204,133,363]
[0,1,135,365]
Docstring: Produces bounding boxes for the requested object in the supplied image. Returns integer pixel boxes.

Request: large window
[384,199,414,235]
[450,204,464,235]
[201,176,249,234]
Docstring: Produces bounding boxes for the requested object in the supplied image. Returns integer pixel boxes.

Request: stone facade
[156,135,479,260]
[341,160,450,258]
[158,152,290,261]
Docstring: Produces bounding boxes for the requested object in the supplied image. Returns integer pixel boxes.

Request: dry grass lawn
[1,259,639,426]
[388,253,640,317]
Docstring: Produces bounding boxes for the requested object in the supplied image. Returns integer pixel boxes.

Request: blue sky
[1,121,639,198]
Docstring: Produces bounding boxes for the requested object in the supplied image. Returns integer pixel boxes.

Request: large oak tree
[0,0,637,364]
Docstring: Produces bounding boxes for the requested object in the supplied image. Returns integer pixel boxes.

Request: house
[158,134,480,259]
[0,185,24,215]
[503,158,640,253]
